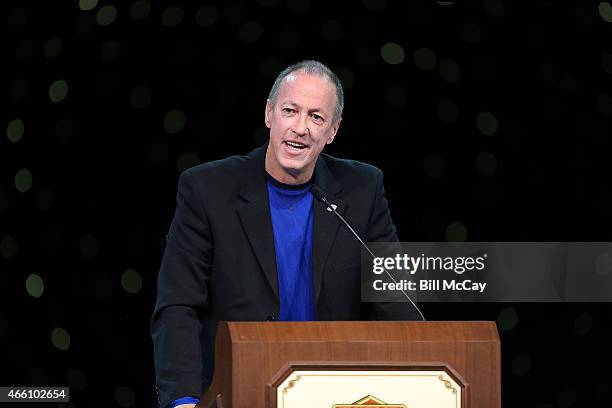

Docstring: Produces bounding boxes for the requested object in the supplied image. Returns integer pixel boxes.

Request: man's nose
[292,114,309,136]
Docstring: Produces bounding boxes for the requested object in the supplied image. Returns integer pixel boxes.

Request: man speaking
[151,60,423,408]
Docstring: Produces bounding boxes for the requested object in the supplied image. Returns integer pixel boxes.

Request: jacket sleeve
[367,168,424,321]
[151,169,213,408]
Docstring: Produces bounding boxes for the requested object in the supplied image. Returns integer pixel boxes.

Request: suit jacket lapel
[236,145,279,300]
[312,156,346,302]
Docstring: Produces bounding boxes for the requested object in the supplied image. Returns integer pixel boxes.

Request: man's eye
[311,114,323,122]
[282,108,295,113]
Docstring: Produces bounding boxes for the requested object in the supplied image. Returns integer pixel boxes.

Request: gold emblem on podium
[333,395,406,408]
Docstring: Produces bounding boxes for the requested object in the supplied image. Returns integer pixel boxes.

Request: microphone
[310,184,425,320]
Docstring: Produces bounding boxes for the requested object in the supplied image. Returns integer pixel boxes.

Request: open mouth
[284,141,308,150]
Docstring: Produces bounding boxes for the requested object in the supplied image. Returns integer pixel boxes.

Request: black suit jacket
[151,144,422,408]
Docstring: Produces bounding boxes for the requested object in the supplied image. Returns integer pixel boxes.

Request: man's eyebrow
[280,101,326,115]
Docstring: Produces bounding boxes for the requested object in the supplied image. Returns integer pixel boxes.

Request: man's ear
[326,117,342,144]
[265,99,273,129]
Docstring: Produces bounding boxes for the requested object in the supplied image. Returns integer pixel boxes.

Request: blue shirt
[168,396,199,408]
[266,174,316,321]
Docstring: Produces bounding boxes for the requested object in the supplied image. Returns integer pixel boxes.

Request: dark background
[3,0,612,407]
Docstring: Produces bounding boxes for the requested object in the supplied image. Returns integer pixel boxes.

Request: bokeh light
[79,0,98,12]
[176,151,200,172]
[130,1,151,20]
[195,6,219,27]
[7,119,24,142]
[15,168,33,193]
[483,0,506,18]
[445,221,467,242]
[414,48,437,71]
[9,7,27,29]
[0,235,18,260]
[476,111,498,135]
[51,327,71,351]
[130,86,152,109]
[438,59,461,82]
[121,269,143,295]
[381,43,405,65]
[96,5,117,26]
[161,6,184,28]
[476,151,498,176]
[79,234,100,260]
[163,110,187,134]
[599,2,612,23]
[49,79,69,103]
[26,274,45,298]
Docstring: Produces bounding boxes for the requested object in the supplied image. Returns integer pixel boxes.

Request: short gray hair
[267,60,344,123]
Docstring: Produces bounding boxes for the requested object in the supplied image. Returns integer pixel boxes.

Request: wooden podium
[199,321,500,408]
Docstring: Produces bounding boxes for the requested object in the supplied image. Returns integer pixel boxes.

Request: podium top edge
[221,321,500,342]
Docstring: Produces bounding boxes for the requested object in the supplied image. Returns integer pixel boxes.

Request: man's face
[265,72,341,184]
